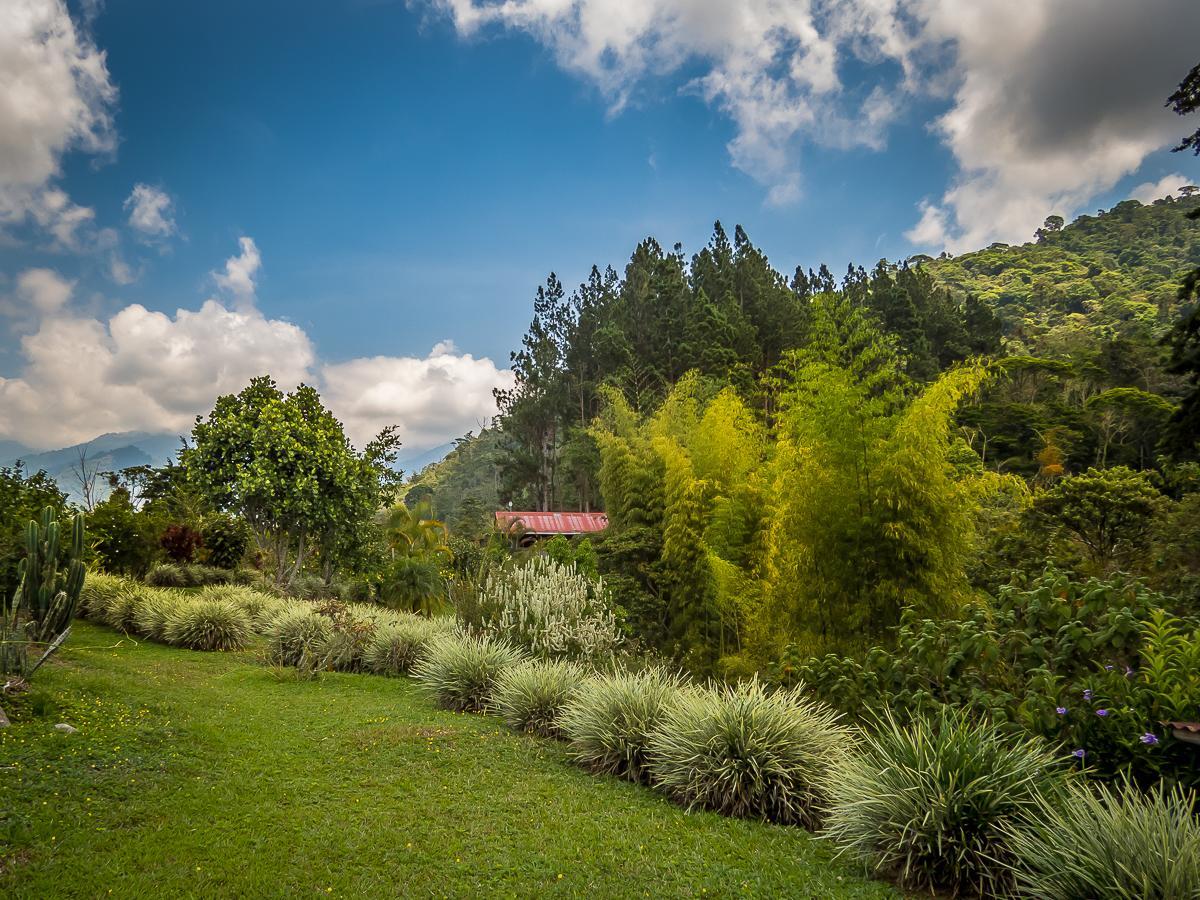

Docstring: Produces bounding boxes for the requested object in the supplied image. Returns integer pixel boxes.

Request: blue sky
[1,0,1198,451]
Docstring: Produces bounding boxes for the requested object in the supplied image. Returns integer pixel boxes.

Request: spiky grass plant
[824,709,1067,897]
[363,618,441,676]
[560,667,687,784]
[145,563,189,588]
[131,587,182,641]
[265,609,334,669]
[198,585,282,633]
[162,597,253,651]
[412,633,525,713]
[648,680,849,828]
[96,582,142,632]
[78,573,133,622]
[1007,779,1200,898]
[493,659,583,738]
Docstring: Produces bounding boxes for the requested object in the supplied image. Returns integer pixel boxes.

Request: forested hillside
[403,191,1200,676]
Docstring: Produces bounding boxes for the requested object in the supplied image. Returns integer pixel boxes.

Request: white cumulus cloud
[323,340,515,452]
[212,236,261,309]
[0,0,116,247]
[0,243,513,452]
[432,0,1199,249]
[1130,173,1190,205]
[124,184,177,241]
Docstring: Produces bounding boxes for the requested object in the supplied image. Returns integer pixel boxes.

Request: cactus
[1,506,86,677]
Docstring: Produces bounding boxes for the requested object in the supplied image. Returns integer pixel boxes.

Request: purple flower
[1083,689,1093,701]
[1141,733,1159,745]
[1056,707,1068,715]
[1096,709,1109,717]
[1104,665,1113,671]
[1124,666,1134,677]
[1071,748,1086,759]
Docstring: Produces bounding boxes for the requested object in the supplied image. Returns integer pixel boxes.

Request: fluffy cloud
[437,0,913,200]
[0,296,316,448]
[0,242,512,452]
[433,0,1198,248]
[323,341,515,451]
[212,236,261,309]
[0,0,116,246]
[124,184,177,241]
[1130,173,1190,205]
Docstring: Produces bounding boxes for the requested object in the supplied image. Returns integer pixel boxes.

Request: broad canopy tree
[185,377,400,588]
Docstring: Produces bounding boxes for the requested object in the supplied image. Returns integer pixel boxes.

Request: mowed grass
[0,622,896,899]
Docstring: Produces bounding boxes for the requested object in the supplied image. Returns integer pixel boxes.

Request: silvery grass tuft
[266,608,334,669]
[480,556,622,662]
[197,585,280,633]
[648,679,849,828]
[560,666,687,784]
[97,581,142,632]
[493,659,584,738]
[131,587,181,641]
[413,632,525,713]
[824,708,1067,898]
[78,572,132,621]
[364,618,442,676]
[163,597,253,651]
[1007,778,1200,898]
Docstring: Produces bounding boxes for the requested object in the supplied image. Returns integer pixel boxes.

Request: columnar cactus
[1,506,86,677]
[20,506,86,643]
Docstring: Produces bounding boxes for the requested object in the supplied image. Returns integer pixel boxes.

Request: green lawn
[1,622,896,899]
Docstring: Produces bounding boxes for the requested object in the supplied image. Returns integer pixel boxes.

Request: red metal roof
[495,511,609,534]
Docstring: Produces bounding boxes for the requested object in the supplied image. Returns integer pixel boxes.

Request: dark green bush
[202,515,251,569]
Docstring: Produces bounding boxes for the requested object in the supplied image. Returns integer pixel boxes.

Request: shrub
[131,588,181,641]
[185,564,233,586]
[160,523,204,563]
[145,563,189,588]
[493,659,582,737]
[476,556,622,662]
[323,619,377,673]
[201,514,251,569]
[364,618,441,676]
[163,597,253,651]
[413,633,524,712]
[560,667,686,784]
[648,680,849,827]
[1008,779,1200,898]
[265,609,333,669]
[824,709,1068,897]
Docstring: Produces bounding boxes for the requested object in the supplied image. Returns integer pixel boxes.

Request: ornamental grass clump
[824,709,1067,898]
[96,582,142,632]
[493,659,583,738]
[479,556,622,662]
[648,679,849,828]
[78,573,134,622]
[163,597,253,651]
[265,609,333,669]
[412,632,525,712]
[131,588,181,641]
[197,584,279,631]
[363,618,441,676]
[1007,779,1200,898]
[560,666,687,784]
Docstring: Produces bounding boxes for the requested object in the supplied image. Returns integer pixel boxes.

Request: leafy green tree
[185,377,399,589]
[89,488,159,576]
[1029,466,1166,573]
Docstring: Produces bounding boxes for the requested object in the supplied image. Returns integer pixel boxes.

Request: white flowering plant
[476,556,623,663]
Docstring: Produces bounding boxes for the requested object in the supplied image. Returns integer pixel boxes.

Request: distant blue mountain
[395,442,454,477]
[1,431,184,504]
